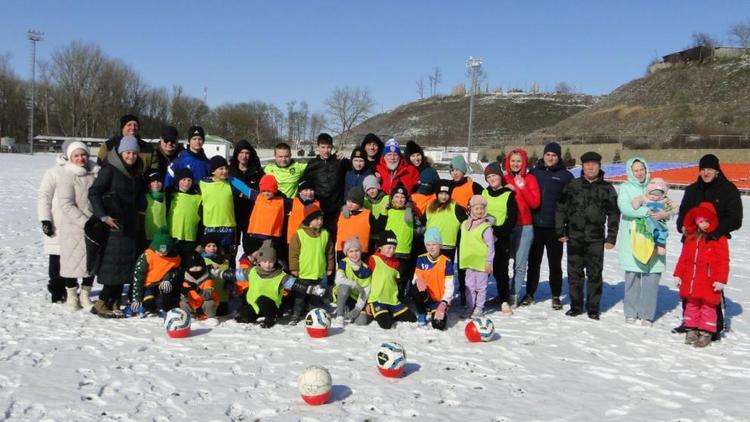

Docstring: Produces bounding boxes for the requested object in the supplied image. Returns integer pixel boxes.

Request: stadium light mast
[27,30,43,155]
[466,56,483,167]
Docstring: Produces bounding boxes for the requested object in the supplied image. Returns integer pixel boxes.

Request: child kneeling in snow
[674,202,730,348]
[365,230,417,329]
[235,240,290,328]
[130,227,182,316]
[631,177,673,256]
[332,236,372,327]
[412,228,454,330]
[180,251,220,321]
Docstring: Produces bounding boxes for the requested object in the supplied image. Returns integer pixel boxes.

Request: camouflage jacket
[555,171,620,243]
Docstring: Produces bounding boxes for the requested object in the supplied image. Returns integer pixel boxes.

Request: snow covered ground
[1,153,748,421]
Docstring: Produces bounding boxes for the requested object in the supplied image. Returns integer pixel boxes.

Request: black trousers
[397,254,416,303]
[411,286,448,330]
[99,284,124,307]
[492,237,512,304]
[237,296,280,326]
[566,239,604,312]
[47,255,69,302]
[64,276,95,289]
[372,305,417,329]
[526,227,564,298]
[292,279,324,317]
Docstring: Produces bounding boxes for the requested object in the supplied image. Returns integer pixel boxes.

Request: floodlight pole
[467,56,483,167]
[27,30,43,155]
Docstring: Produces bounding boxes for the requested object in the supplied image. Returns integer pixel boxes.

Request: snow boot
[685,329,699,345]
[79,286,94,310]
[694,331,712,348]
[551,296,563,310]
[64,287,81,311]
[91,299,115,318]
[519,295,534,306]
[417,313,428,328]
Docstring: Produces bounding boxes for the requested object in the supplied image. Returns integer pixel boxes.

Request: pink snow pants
[684,298,718,333]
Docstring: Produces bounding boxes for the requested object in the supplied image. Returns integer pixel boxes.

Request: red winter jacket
[503,148,541,226]
[674,202,730,306]
[376,156,420,194]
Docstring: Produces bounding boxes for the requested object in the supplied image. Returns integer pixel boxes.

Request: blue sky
[2,1,748,114]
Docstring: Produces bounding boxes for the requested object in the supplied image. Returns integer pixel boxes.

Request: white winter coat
[37,155,67,255]
[57,160,100,278]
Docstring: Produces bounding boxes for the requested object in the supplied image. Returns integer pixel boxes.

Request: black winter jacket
[530,159,573,228]
[676,173,743,239]
[303,155,349,214]
[555,171,620,243]
[230,140,264,232]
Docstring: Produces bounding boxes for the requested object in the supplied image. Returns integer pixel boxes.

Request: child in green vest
[460,195,495,318]
[168,168,203,265]
[202,234,231,316]
[144,170,168,242]
[130,227,182,316]
[199,156,237,268]
[482,162,518,316]
[378,183,416,302]
[235,239,290,328]
[366,230,417,329]
[423,179,467,259]
[363,175,389,246]
[333,236,372,327]
[288,205,334,324]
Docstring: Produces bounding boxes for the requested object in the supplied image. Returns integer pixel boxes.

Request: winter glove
[341,205,351,219]
[159,279,172,293]
[705,231,722,241]
[404,205,413,224]
[307,285,326,297]
[713,282,725,292]
[201,287,214,300]
[130,301,142,313]
[41,220,54,237]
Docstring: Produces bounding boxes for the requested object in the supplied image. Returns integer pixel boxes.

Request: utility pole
[27,30,43,155]
[466,56,483,167]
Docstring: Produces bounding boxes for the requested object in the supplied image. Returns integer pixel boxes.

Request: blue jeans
[510,225,534,297]
[623,271,661,321]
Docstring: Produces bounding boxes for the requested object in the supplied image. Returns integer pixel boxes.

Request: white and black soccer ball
[164,308,191,338]
[305,308,331,338]
[376,341,406,378]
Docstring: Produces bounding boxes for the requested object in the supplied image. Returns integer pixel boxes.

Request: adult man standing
[151,125,183,181]
[97,114,154,171]
[164,126,210,188]
[303,133,349,236]
[360,133,384,170]
[526,142,573,310]
[556,151,619,320]
[375,138,420,194]
[674,154,742,340]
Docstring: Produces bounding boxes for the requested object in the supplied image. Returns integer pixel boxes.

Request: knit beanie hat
[468,194,488,208]
[417,167,439,195]
[543,142,562,157]
[350,147,366,161]
[298,177,314,192]
[174,168,193,183]
[210,155,229,173]
[383,138,401,155]
[434,179,453,196]
[302,204,324,225]
[362,175,380,192]
[146,170,162,183]
[256,239,277,263]
[201,232,222,249]
[390,183,409,200]
[484,161,503,178]
[149,227,174,254]
[259,174,279,193]
[186,251,207,278]
[405,140,424,158]
[346,186,365,206]
[161,125,179,142]
[117,136,140,154]
[66,141,89,160]
[423,227,442,246]
[646,177,669,196]
[342,236,362,254]
[317,133,333,145]
[450,155,468,174]
[362,133,382,147]
[120,114,139,129]
[698,154,721,171]
[378,230,398,247]
[188,125,205,140]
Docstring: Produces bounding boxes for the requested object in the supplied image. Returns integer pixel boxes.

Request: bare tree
[416,76,425,99]
[729,20,750,48]
[554,81,573,94]
[308,112,326,144]
[429,66,442,96]
[691,32,718,49]
[324,86,376,145]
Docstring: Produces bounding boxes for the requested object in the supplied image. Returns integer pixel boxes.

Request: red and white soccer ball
[298,365,332,405]
[465,317,495,342]
[305,308,331,338]
[376,342,406,378]
[164,308,191,338]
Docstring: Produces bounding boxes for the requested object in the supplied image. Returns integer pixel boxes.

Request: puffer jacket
[37,155,67,255]
[556,170,620,243]
[57,160,100,277]
[530,158,573,228]
[375,155,420,195]
[674,202,729,306]
[503,148,541,226]
[303,155,349,214]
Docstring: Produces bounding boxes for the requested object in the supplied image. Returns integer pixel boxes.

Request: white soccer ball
[164,308,191,338]
[376,341,406,378]
[298,365,332,405]
[465,317,495,342]
[305,308,331,338]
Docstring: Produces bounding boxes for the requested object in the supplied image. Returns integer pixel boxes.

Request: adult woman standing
[88,136,144,318]
[616,157,670,325]
[57,142,100,311]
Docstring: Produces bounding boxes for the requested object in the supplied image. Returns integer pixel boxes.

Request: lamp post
[466,56,483,168]
[27,30,43,155]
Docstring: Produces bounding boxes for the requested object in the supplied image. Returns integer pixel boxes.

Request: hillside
[528,56,750,145]
[349,92,596,147]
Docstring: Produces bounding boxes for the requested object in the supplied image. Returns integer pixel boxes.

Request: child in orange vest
[242,174,292,263]
[286,178,319,244]
[180,251,220,322]
[412,227,454,330]
[336,187,375,257]
[130,227,182,316]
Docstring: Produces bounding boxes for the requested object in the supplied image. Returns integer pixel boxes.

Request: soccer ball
[164,308,191,338]
[305,308,331,338]
[376,342,406,378]
[298,365,332,405]
[465,317,495,343]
